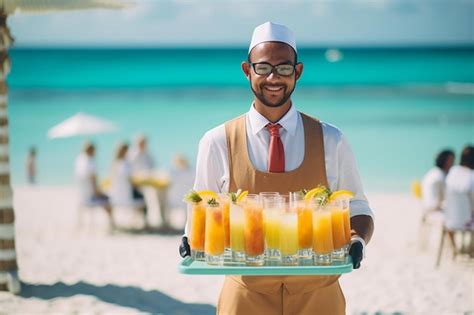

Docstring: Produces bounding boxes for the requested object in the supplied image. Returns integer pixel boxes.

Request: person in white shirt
[128,134,155,175]
[443,145,474,253]
[179,22,374,315]
[110,143,148,229]
[75,142,115,229]
[421,150,455,221]
[168,154,195,224]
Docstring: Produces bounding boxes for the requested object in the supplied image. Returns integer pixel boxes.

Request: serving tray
[179,256,353,275]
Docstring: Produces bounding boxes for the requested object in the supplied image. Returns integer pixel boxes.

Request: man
[421,149,455,222]
[180,22,374,314]
[75,142,115,230]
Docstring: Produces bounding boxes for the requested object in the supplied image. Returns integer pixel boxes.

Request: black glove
[179,236,191,258]
[349,240,363,269]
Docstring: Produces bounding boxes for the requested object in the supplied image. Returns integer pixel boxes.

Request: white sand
[0,186,472,314]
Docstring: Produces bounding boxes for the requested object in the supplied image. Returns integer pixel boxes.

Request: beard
[250,80,296,108]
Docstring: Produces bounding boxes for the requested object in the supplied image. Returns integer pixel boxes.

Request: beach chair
[436,221,474,267]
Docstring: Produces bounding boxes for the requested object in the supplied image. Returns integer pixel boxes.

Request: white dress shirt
[443,165,474,230]
[193,104,373,219]
[74,153,97,205]
[128,149,155,175]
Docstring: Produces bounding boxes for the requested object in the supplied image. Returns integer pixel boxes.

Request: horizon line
[10,43,474,50]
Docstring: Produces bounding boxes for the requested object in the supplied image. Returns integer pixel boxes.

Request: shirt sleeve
[193,131,226,193]
[185,128,227,236]
[336,134,374,219]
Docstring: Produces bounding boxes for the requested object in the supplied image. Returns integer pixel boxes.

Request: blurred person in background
[443,145,474,254]
[25,146,37,184]
[75,141,115,230]
[109,142,149,229]
[128,134,155,175]
[421,149,455,222]
[168,153,195,228]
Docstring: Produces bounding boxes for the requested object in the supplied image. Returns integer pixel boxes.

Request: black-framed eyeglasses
[248,62,297,76]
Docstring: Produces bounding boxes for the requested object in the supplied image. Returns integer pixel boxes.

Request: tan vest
[217,112,345,315]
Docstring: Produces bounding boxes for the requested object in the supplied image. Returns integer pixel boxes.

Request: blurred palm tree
[0,0,131,294]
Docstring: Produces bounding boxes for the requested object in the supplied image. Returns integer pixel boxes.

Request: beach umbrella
[47,112,117,139]
[0,0,130,294]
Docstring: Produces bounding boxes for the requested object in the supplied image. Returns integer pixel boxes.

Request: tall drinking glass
[219,194,231,259]
[296,200,313,259]
[243,194,265,266]
[260,192,280,199]
[312,203,334,265]
[263,196,283,261]
[329,202,346,261]
[230,201,245,263]
[340,198,352,257]
[279,205,299,265]
[187,201,206,261]
[205,202,225,265]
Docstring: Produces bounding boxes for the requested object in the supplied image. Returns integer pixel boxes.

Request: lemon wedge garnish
[329,190,354,202]
[197,190,218,202]
[304,186,326,201]
[236,190,248,202]
[197,190,218,198]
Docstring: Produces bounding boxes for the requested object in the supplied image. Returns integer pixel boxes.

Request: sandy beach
[0,186,472,314]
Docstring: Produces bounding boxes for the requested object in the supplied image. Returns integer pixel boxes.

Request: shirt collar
[248,103,298,137]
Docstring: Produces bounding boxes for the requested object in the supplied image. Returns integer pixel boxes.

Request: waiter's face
[243,42,303,108]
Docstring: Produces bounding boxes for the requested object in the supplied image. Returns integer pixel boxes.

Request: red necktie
[266,123,285,173]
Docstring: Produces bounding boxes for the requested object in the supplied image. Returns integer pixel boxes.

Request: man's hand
[179,236,191,258]
[349,239,364,269]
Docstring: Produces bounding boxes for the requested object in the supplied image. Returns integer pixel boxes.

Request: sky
[7,0,474,47]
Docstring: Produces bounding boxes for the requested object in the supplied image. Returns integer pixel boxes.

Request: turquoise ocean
[8,48,474,192]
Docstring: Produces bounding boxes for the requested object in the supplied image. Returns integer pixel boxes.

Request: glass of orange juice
[312,203,334,265]
[280,204,299,265]
[187,201,206,261]
[205,201,225,265]
[339,198,352,257]
[219,193,231,259]
[263,195,283,261]
[328,202,346,261]
[243,194,265,266]
[230,200,246,263]
[291,192,313,259]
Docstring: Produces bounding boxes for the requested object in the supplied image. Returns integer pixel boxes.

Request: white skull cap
[248,22,297,54]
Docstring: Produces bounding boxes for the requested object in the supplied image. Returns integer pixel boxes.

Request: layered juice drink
[330,204,346,260]
[279,209,299,265]
[329,191,354,257]
[297,201,313,258]
[219,195,231,250]
[205,203,225,265]
[263,195,283,260]
[188,201,206,261]
[340,198,352,255]
[343,208,351,243]
[243,195,264,266]
[312,205,334,265]
[230,201,245,262]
